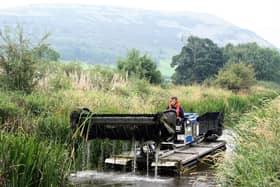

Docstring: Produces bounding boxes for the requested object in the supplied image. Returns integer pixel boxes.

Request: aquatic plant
[0,134,71,187]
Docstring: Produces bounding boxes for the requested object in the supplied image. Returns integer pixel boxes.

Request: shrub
[214,62,256,91]
[117,49,162,84]
[0,25,59,94]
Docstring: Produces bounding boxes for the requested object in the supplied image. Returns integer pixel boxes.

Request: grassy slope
[217,96,280,186]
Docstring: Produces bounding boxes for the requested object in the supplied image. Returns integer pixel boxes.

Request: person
[167,96,184,121]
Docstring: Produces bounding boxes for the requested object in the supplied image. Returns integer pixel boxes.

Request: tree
[223,43,280,83]
[34,44,60,62]
[214,62,256,91]
[117,49,162,84]
[171,36,224,85]
[0,25,59,93]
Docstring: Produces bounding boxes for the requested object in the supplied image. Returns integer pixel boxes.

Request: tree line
[171,36,280,86]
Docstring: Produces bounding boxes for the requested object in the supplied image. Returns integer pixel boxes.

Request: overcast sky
[0,0,279,48]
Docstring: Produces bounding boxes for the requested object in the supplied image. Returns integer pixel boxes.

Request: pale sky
[0,0,279,48]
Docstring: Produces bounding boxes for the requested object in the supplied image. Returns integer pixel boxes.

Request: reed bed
[217,97,280,186]
[0,134,71,187]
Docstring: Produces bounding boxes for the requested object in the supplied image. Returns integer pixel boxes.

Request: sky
[0,0,279,48]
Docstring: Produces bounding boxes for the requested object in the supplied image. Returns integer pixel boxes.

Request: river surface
[70,169,218,187]
[69,130,234,187]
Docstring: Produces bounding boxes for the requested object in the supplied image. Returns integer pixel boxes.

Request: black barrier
[70,109,223,142]
[70,108,177,142]
[197,112,223,139]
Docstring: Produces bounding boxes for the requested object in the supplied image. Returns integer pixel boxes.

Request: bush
[117,49,162,84]
[214,62,256,91]
[0,25,59,94]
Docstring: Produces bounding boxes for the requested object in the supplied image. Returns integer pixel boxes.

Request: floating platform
[105,141,226,175]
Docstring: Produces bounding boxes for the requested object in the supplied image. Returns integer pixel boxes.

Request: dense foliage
[117,49,162,84]
[171,36,280,86]
[223,43,280,82]
[215,63,256,90]
[171,36,224,84]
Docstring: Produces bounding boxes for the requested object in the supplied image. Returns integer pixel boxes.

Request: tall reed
[217,97,280,186]
[0,134,71,187]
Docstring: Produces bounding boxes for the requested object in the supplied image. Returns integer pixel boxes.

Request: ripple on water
[70,170,172,183]
[69,170,220,187]
[70,129,233,187]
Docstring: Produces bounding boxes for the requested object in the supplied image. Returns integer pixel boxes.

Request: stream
[69,130,234,187]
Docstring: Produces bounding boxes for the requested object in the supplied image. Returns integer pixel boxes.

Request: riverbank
[217,96,280,186]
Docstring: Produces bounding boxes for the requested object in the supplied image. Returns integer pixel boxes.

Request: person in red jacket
[167,96,184,121]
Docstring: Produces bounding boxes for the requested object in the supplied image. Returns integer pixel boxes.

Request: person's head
[169,96,178,107]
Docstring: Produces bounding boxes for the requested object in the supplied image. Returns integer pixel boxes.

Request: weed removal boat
[70,108,226,175]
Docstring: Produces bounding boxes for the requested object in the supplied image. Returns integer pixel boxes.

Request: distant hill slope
[0,4,273,65]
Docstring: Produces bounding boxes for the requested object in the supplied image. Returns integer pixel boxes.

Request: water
[154,144,160,178]
[87,141,91,169]
[69,169,218,187]
[146,145,149,176]
[71,130,233,187]
[99,142,104,171]
[82,141,87,170]
[132,137,137,174]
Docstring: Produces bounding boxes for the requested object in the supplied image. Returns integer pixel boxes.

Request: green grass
[217,97,280,186]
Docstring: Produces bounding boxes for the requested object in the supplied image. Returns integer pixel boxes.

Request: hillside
[0,4,273,66]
